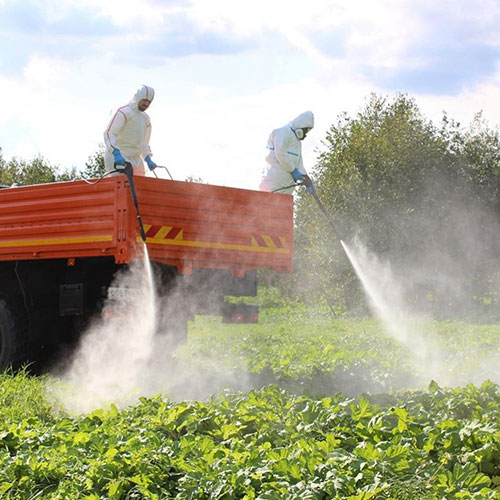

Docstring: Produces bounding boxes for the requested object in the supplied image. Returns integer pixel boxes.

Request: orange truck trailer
[0,175,293,369]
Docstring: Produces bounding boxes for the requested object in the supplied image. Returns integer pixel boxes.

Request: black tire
[0,298,29,369]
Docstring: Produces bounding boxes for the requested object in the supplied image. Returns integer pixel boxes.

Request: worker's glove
[145,155,157,171]
[292,168,303,182]
[112,148,126,166]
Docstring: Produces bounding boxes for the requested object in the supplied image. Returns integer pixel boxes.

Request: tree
[291,94,500,317]
[81,146,106,179]
[0,148,10,187]
[0,151,81,186]
[0,156,57,186]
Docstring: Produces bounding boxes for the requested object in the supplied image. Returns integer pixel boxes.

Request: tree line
[0,148,105,186]
[289,94,500,318]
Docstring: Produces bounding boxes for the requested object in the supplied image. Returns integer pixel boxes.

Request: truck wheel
[0,298,28,369]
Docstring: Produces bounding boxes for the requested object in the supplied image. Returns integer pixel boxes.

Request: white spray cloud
[49,249,255,414]
[51,249,157,413]
[341,240,430,358]
[341,238,500,389]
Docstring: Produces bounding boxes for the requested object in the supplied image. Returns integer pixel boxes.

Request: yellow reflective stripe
[0,235,113,248]
[138,236,290,254]
[262,235,276,248]
[155,226,172,239]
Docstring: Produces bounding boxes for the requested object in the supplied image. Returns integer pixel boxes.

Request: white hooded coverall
[103,85,155,176]
[259,111,314,194]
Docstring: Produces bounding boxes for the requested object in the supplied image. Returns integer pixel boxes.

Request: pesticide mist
[52,245,158,413]
[341,241,428,354]
[341,237,500,389]
[50,245,253,414]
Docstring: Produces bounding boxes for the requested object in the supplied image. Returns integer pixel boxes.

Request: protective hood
[290,111,314,131]
[129,85,155,110]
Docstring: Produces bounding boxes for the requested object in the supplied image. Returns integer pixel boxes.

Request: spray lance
[272,177,344,243]
[114,162,147,242]
[309,189,344,243]
[114,162,175,242]
[272,176,345,317]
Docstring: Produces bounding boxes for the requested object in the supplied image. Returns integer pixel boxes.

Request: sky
[1,0,500,189]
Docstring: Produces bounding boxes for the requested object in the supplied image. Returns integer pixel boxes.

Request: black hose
[271,183,299,193]
[79,163,148,242]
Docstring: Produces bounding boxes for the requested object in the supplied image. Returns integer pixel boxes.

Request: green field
[2,306,500,499]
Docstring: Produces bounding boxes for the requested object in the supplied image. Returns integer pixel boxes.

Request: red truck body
[0,176,293,274]
[0,176,294,369]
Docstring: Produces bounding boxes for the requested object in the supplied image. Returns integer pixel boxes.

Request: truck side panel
[0,176,293,275]
[0,180,120,261]
[133,177,294,276]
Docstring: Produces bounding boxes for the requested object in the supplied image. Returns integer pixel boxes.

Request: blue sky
[1,0,500,189]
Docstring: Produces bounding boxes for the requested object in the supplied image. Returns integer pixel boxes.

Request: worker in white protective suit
[259,111,315,194]
[103,85,158,176]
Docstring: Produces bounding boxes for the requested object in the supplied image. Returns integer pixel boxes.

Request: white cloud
[417,64,500,126]
[74,0,161,27]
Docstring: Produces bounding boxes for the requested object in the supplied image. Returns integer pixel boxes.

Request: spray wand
[272,180,344,242]
[272,179,344,316]
[115,162,147,242]
[309,190,344,242]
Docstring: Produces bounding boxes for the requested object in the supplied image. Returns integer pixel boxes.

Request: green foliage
[0,149,6,186]
[290,94,500,317]
[2,315,500,497]
[0,368,53,423]
[2,378,500,498]
[183,310,500,396]
[0,153,78,186]
[81,146,106,179]
[0,146,106,186]
[184,312,414,394]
